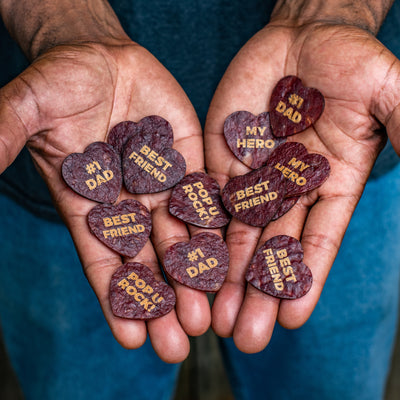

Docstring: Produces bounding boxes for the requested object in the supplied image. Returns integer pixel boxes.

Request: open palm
[205,23,400,353]
[0,40,211,363]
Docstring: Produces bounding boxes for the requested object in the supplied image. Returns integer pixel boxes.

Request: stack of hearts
[61,76,329,319]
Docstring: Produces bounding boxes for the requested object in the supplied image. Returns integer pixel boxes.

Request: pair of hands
[1,20,400,363]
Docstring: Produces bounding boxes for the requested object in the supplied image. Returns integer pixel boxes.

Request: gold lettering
[135,279,146,289]
[202,196,213,205]
[85,179,97,190]
[198,262,210,274]
[258,127,266,136]
[126,285,137,296]
[263,248,273,256]
[193,182,204,190]
[247,139,255,148]
[279,257,291,267]
[206,258,218,268]
[148,150,158,162]
[296,177,307,186]
[112,215,121,225]
[186,266,198,278]
[245,186,254,197]
[127,271,138,281]
[276,249,287,258]
[142,285,154,295]
[237,138,246,148]
[182,184,193,194]
[117,279,129,290]
[103,217,113,227]
[292,111,302,123]
[236,190,246,200]
[209,206,219,216]
[246,126,257,136]
[140,298,154,311]
[198,189,209,198]
[152,293,164,304]
[283,107,294,119]
[276,101,286,113]
[288,158,302,169]
[140,145,151,156]
[128,151,139,160]
[103,170,114,181]
[269,266,279,275]
[288,171,299,182]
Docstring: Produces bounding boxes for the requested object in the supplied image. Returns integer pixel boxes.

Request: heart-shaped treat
[169,172,230,228]
[269,76,325,137]
[267,142,330,197]
[122,116,186,193]
[110,262,176,319]
[163,232,229,292]
[246,235,312,299]
[107,116,174,155]
[221,166,286,227]
[107,120,137,155]
[62,142,122,203]
[88,199,152,257]
[223,111,286,169]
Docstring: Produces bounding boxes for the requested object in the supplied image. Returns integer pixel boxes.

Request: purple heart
[223,111,285,169]
[267,142,330,197]
[169,172,230,228]
[269,76,324,137]
[221,166,286,227]
[110,262,176,320]
[246,235,312,299]
[62,142,122,203]
[163,232,229,292]
[107,116,174,155]
[88,199,151,257]
[121,117,186,194]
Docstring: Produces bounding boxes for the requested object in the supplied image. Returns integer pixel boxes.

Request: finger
[278,192,357,329]
[372,52,400,154]
[150,196,212,337]
[211,219,261,337]
[0,76,39,173]
[130,239,191,363]
[232,286,279,353]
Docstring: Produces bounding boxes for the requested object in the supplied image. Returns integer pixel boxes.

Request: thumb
[0,74,39,174]
[372,50,400,154]
[385,101,400,155]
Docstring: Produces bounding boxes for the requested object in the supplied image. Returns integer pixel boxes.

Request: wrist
[270,0,394,35]
[0,0,130,60]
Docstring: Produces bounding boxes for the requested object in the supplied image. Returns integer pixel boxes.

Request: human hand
[205,5,400,353]
[0,2,210,363]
